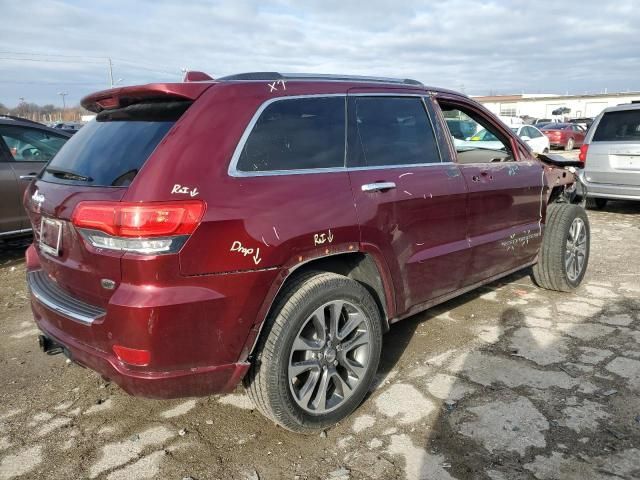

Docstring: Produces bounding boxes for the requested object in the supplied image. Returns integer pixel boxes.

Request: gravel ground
[1,181,639,479]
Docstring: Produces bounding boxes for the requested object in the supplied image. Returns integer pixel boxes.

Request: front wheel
[533,203,590,291]
[244,271,383,433]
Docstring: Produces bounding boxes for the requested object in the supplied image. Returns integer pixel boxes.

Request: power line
[0,56,105,65]
[0,80,105,85]
[0,56,178,77]
[0,51,108,60]
[0,51,181,75]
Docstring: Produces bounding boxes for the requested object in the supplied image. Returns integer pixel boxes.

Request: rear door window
[40,101,190,187]
[351,97,441,167]
[235,96,345,172]
[593,110,640,142]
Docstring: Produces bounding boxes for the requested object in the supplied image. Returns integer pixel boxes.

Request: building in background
[473,92,640,121]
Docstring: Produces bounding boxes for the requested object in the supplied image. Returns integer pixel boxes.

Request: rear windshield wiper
[45,167,94,182]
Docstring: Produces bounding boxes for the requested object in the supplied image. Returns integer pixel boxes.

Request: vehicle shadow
[590,199,640,216]
[0,236,30,267]
[416,294,640,479]
[374,269,534,382]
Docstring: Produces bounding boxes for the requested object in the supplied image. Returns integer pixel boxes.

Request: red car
[541,122,586,150]
[25,72,589,432]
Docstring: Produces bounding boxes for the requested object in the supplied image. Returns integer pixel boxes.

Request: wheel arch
[239,251,393,362]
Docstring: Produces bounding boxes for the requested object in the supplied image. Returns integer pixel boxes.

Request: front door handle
[19,174,37,181]
[361,182,397,192]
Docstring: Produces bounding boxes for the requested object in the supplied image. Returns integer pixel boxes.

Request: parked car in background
[445,118,477,140]
[535,118,552,126]
[541,122,586,150]
[579,103,640,209]
[461,125,549,154]
[53,122,83,135]
[511,125,550,154]
[0,116,71,239]
[569,117,594,131]
[25,72,588,432]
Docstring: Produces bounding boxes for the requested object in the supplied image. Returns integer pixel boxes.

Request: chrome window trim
[347,162,454,172]
[228,93,444,177]
[228,94,347,178]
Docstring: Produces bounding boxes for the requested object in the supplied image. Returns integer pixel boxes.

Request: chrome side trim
[0,228,32,237]
[27,270,105,325]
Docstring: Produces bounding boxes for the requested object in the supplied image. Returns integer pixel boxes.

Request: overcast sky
[1,0,639,107]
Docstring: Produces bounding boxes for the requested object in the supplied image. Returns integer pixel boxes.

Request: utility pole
[58,92,68,110]
[58,92,68,121]
[108,57,114,88]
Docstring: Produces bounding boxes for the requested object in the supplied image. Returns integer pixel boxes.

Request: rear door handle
[472,171,494,182]
[361,182,397,192]
[19,174,37,181]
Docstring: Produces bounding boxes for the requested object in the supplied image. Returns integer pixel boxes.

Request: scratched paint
[267,80,286,92]
[230,241,262,265]
[501,230,541,251]
[170,184,199,197]
[313,229,334,246]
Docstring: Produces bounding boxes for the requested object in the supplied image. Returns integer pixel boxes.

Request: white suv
[580,103,640,208]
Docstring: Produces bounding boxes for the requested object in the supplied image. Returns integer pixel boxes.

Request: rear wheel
[586,197,608,209]
[564,137,575,151]
[533,203,590,292]
[245,271,383,433]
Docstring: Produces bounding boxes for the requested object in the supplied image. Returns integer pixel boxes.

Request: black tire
[564,137,575,151]
[585,197,608,210]
[244,271,383,433]
[533,203,590,292]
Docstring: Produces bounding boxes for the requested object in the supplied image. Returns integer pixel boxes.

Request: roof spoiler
[81,82,214,113]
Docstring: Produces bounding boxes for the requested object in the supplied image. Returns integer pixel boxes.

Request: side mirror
[521,135,531,141]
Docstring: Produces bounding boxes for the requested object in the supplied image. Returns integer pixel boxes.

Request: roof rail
[218,72,424,87]
[0,114,45,126]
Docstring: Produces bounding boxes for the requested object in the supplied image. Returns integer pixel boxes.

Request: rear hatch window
[40,101,190,187]
[593,110,640,142]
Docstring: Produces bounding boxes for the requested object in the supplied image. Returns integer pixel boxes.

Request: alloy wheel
[565,217,587,281]
[288,300,371,414]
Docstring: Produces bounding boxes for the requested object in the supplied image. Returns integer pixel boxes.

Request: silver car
[580,103,640,208]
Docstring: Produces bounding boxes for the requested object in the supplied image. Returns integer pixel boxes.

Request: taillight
[578,144,589,164]
[113,345,150,366]
[71,201,205,254]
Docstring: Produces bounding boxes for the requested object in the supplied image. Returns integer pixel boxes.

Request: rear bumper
[25,244,280,399]
[32,303,250,399]
[579,175,640,200]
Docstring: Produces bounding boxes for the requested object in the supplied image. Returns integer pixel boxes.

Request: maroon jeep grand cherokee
[24,72,589,432]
